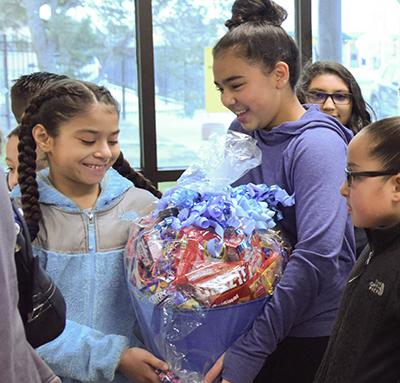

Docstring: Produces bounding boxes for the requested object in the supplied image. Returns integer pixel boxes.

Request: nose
[221,90,236,108]
[339,179,349,197]
[321,96,335,110]
[94,141,112,159]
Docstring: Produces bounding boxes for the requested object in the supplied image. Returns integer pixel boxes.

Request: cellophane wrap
[125,132,294,383]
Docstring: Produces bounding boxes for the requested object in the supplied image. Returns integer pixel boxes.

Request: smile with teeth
[85,164,106,169]
[234,109,248,115]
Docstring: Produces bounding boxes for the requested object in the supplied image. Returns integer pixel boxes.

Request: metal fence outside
[0,34,39,136]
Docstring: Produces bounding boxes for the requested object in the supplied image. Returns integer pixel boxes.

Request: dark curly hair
[296,61,375,134]
[17,78,161,239]
[213,0,300,89]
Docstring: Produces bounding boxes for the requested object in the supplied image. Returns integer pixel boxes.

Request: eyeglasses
[306,92,353,105]
[345,168,399,187]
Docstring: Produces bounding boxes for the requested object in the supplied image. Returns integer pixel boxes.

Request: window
[1,0,308,186]
[152,0,295,169]
[312,0,400,120]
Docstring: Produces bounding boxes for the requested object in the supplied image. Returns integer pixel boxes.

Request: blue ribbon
[152,183,294,257]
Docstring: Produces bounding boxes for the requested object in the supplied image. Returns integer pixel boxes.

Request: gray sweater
[0,166,61,383]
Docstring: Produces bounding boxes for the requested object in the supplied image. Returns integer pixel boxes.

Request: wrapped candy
[125,132,294,382]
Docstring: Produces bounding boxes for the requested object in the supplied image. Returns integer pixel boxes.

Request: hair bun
[225,0,287,30]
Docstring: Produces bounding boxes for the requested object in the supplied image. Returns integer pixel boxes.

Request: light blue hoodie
[12,168,157,383]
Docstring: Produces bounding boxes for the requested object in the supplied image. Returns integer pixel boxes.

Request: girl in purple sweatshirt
[205,1,355,383]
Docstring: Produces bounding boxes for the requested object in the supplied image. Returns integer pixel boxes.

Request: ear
[32,124,52,153]
[392,174,400,202]
[274,61,290,89]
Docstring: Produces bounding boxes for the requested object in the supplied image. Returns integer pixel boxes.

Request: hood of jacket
[231,104,354,146]
[12,167,133,212]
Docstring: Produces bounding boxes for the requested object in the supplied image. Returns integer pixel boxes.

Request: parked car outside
[369,60,400,120]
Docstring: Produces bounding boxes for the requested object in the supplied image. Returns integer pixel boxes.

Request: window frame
[135,0,312,187]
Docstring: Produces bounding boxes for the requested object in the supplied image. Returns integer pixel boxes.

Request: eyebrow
[214,75,244,87]
[75,129,120,135]
[308,87,349,93]
[346,162,358,169]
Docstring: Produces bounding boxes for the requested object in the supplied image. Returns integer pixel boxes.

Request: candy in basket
[125,132,294,382]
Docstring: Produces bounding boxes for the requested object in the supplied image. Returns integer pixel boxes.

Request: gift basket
[125,131,294,382]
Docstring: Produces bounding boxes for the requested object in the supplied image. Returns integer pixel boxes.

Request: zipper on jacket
[348,251,374,283]
[85,210,96,327]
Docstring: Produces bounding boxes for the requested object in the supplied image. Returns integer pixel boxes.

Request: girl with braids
[205,1,355,382]
[12,78,168,383]
[296,61,376,259]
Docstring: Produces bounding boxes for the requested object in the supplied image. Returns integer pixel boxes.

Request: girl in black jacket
[315,116,400,382]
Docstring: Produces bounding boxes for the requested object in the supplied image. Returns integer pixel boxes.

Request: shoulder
[298,126,348,147]
[105,168,133,188]
[123,186,158,217]
[124,185,157,202]
[301,106,353,142]
[283,126,348,188]
[292,107,351,154]
[288,127,348,167]
[98,169,133,206]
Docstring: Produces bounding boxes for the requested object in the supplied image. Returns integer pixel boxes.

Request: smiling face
[340,131,400,228]
[213,50,289,132]
[308,74,353,126]
[35,102,120,199]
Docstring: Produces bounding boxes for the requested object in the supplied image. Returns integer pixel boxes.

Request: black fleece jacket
[314,221,400,383]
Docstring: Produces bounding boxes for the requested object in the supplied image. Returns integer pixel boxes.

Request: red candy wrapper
[126,214,289,309]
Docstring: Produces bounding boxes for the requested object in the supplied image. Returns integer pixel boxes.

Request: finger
[204,354,224,383]
[148,356,168,372]
[203,366,219,383]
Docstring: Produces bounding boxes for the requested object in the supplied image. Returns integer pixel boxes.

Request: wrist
[116,346,130,371]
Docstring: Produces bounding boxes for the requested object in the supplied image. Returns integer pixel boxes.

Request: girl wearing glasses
[297,61,375,258]
[296,60,374,135]
[205,1,355,383]
[315,116,400,382]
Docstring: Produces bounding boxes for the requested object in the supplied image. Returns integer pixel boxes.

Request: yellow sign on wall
[204,46,230,113]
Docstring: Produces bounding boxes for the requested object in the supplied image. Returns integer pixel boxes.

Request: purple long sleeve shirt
[222,105,356,383]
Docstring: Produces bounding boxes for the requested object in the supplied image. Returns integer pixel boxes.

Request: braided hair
[17,79,161,239]
[112,152,162,199]
[10,71,69,123]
